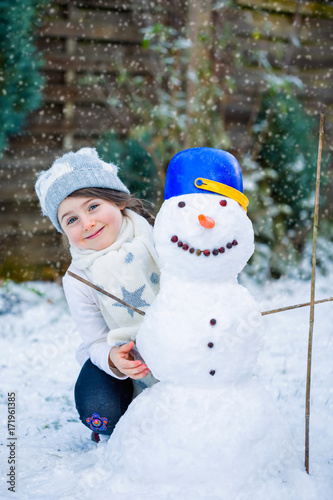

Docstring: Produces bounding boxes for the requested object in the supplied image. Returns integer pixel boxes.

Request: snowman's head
[154,192,254,281]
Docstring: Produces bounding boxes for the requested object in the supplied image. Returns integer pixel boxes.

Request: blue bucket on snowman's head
[164,147,249,211]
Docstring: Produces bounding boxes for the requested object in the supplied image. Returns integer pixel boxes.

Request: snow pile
[0,272,332,499]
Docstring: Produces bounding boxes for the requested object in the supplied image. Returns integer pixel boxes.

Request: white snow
[0,271,332,499]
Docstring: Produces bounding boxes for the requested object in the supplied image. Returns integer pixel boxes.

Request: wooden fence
[0,0,332,280]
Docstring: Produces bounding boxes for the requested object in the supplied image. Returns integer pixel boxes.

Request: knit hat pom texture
[35,148,130,232]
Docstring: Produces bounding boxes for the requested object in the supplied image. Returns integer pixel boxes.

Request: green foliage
[140,24,227,149]
[244,78,331,278]
[257,93,316,215]
[0,0,46,156]
[96,132,161,206]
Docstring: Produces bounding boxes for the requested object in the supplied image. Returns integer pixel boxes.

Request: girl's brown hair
[67,187,155,226]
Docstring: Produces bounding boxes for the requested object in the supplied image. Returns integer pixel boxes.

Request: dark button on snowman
[107,148,314,499]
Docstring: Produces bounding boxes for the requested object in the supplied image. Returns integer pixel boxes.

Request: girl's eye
[67,216,78,225]
[178,201,186,208]
[220,200,227,207]
[89,203,99,211]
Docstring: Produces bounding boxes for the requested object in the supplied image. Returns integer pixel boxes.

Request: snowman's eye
[220,200,227,207]
[178,201,186,208]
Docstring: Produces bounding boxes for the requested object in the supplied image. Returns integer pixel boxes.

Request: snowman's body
[107,191,310,498]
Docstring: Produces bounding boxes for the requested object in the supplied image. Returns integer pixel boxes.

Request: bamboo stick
[261,296,333,316]
[305,113,325,474]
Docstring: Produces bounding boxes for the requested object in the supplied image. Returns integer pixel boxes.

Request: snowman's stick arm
[67,270,146,316]
[261,295,332,316]
[68,269,332,318]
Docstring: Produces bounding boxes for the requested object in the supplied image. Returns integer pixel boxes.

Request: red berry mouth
[170,235,238,256]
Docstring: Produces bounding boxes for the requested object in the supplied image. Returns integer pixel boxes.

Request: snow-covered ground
[0,272,332,499]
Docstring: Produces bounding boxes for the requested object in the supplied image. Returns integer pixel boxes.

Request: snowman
[106,148,313,499]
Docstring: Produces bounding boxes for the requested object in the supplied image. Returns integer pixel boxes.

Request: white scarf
[70,209,160,347]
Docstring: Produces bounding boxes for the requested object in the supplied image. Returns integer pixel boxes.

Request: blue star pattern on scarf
[125,252,134,264]
[150,272,159,285]
[113,285,150,317]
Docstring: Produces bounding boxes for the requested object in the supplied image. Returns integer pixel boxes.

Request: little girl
[35,147,160,441]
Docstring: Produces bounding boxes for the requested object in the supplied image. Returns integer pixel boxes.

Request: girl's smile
[58,196,125,250]
[85,226,105,240]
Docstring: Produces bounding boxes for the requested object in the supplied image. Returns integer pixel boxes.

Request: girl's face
[58,196,125,250]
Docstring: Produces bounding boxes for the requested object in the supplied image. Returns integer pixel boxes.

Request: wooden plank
[0,230,70,281]
[36,37,65,52]
[230,63,333,91]
[300,67,333,82]
[24,106,134,135]
[236,0,333,19]
[42,70,66,85]
[229,8,333,42]
[43,51,153,73]
[4,132,102,153]
[228,36,333,69]
[73,41,157,73]
[51,0,161,11]
[0,175,38,202]
[41,75,154,102]
[303,86,333,103]
[51,0,181,19]
[212,61,333,103]
[70,8,137,23]
[39,19,143,42]
[0,207,54,233]
[221,92,333,127]
[3,135,64,153]
[23,121,108,136]
[288,45,333,69]
[0,152,61,170]
[42,83,109,102]
[27,103,64,124]
[70,6,155,25]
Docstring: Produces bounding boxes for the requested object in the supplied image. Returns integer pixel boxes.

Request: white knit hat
[35,148,130,232]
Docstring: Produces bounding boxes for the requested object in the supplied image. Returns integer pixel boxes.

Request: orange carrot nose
[198,214,215,229]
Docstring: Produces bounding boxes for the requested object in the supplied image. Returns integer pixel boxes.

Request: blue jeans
[74,359,133,436]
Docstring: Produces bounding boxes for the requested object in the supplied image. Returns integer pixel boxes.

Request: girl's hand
[109,341,150,379]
